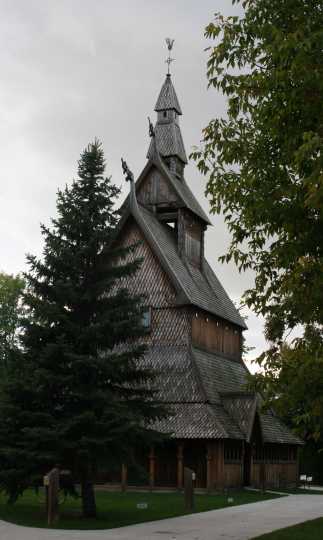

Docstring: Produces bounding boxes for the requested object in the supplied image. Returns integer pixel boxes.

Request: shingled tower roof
[155,73,182,114]
[147,74,187,165]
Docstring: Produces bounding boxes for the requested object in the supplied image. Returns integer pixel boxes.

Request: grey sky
[0,0,265,367]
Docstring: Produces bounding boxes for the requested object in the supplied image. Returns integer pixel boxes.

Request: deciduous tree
[0,272,24,375]
[192,0,323,440]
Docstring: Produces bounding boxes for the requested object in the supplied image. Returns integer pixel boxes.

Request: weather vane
[165,38,175,75]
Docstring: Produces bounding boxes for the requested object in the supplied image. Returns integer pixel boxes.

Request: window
[141,306,152,331]
[163,111,167,118]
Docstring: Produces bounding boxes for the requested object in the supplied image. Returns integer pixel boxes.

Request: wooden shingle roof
[154,74,182,114]
[147,122,187,164]
[136,205,247,329]
[142,345,302,445]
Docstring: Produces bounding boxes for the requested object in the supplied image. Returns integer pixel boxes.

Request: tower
[147,73,187,179]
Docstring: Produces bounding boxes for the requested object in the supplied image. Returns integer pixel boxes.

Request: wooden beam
[158,212,178,222]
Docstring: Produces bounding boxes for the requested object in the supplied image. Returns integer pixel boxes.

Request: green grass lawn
[0,488,282,530]
[252,518,323,539]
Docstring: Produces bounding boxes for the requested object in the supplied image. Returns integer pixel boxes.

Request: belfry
[112,42,301,490]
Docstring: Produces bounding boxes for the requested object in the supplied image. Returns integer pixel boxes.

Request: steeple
[147,42,187,179]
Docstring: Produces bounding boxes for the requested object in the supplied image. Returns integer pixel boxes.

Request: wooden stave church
[110,71,301,491]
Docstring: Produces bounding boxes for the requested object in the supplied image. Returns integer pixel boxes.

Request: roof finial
[121,157,134,184]
[165,38,175,75]
[148,116,155,138]
[121,157,140,214]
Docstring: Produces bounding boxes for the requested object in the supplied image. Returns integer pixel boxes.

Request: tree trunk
[81,479,97,518]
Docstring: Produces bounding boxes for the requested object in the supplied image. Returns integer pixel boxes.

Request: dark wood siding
[192,311,241,360]
[137,166,179,208]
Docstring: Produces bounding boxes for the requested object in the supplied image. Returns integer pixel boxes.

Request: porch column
[149,446,155,490]
[216,440,225,490]
[177,443,183,490]
[251,443,255,486]
[241,441,245,487]
[206,442,213,492]
[121,463,127,492]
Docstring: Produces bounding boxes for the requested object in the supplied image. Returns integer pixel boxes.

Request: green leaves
[0,273,25,375]
[193,0,323,441]
[193,0,323,338]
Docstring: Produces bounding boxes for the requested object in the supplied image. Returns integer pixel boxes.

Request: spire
[154,74,182,115]
[147,40,187,177]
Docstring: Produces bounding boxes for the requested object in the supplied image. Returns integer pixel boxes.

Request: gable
[121,155,211,225]
[137,165,179,208]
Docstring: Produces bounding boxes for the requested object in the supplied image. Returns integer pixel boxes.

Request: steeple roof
[147,122,187,164]
[148,74,187,165]
[155,74,182,114]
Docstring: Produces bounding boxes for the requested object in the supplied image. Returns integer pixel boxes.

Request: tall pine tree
[0,140,164,517]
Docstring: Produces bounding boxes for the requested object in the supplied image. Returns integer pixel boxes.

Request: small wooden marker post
[184,467,195,511]
[43,467,60,525]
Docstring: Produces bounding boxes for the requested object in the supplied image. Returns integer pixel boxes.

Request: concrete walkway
[0,495,322,540]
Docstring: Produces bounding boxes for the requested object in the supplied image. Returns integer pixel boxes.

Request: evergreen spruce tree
[0,140,164,517]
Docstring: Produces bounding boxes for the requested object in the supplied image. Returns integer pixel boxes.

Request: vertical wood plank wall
[251,463,298,487]
[137,166,179,207]
[192,311,241,360]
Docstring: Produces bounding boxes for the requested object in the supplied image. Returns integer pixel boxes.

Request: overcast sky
[0,0,265,368]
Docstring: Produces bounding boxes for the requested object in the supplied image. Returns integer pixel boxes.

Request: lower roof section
[153,403,243,440]
[142,344,302,445]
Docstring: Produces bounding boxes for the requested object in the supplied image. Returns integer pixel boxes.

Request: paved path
[0,495,322,540]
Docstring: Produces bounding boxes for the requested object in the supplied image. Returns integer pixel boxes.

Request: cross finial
[165,38,175,75]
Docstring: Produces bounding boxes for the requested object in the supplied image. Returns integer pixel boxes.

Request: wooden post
[206,442,213,492]
[177,443,183,490]
[296,446,301,488]
[184,467,195,511]
[216,440,225,490]
[250,443,255,486]
[149,446,155,490]
[44,467,60,525]
[241,441,245,487]
[121,463,127,492]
